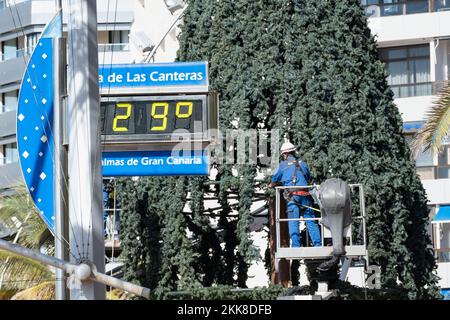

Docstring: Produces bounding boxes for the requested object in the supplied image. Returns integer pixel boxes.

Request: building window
[406,0,429,14]
[0,0,7,10]
[26,32,40,55]
[1,90,19,113]
[3,143,18,165]
[1,38,18,61]
[415,146,433,167]
[435,0,450,11]
[406,135,435,179]
[380,0,405,16]
[437,146,450,179]
[362,0,430,16]
[109,30,129,44]
[99,30,130,52]
[380,44,431,98]
[416,148,435,179]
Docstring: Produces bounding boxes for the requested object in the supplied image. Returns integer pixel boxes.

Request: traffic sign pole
[67,0,105,300]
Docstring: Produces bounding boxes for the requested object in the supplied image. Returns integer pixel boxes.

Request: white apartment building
[0,0,448,295]
[0,0,135,191]
[362,0,450,293]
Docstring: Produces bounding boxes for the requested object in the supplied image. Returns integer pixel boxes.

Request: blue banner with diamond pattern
[17,12,61,232]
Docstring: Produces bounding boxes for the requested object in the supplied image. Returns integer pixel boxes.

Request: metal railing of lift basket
[274,184,369,268]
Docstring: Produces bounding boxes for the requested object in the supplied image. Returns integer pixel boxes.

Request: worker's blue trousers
[287,195,321,247]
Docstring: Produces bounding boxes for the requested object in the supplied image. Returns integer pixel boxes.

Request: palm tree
[411,85,450,156]
[0,184,54,299]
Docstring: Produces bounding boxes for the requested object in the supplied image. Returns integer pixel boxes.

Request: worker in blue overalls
[270,142,321,248]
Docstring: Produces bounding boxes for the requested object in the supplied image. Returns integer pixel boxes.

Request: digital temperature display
[100,94,217,149]
[101,99,203,135]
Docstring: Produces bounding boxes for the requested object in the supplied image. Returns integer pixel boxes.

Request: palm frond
[0,250,53,292]
[411,84,450,156]
[0,184,51,248]
[0,184,53,293]
[10,281,55,300]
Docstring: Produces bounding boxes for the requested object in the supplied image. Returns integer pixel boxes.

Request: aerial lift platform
[271,179,370,300]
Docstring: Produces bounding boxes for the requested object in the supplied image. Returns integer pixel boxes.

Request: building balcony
[0,0,133,37]
[421,179,450,204]
[0,162,21,190]
[0,47,33,63]
[0,111,18,138]
[437,262,450,289]
[98,43,130,52]
[390,81,450,122]
[366,3,450,45]
[0,55,27,87]
[0,0,54,36]
[98,43,133,65]
[363,1,450,18]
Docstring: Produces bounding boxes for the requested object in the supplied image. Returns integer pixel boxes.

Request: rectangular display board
[102,150,209,176]
[100,93,218,149]
[101,95,204,136]
[98,62,215,176]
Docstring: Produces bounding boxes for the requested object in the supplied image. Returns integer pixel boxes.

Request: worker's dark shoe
[317,255,340,272]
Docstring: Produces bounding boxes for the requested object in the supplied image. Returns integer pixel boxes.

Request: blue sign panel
[102,151,209,177]
[16,12,61,232]
[99,62,208,89]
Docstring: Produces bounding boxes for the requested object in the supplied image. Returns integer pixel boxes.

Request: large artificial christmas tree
[283,0,439,298]
[118,0,440,299]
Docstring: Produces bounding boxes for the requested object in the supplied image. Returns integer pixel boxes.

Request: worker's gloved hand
[317,254,340,272]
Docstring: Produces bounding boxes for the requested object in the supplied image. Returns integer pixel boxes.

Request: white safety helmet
[280,142,296,154]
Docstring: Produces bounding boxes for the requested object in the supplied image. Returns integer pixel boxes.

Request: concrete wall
[0,0,133,41]
[369,11,450,46]
[0,57,27,86]
[394,95,434,123]
[422,179,450,205]
[0,162,21,189]
[437,262,450,289]
[99,50,131,65]
[0,111,17,138]
[131,0,181,63]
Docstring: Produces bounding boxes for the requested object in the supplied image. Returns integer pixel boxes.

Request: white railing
[274,184,369,265]
[0,46,34,62]
[104,208,121,241]
[98,43,130,52]
[363,0,450,18]
[0,157,18,166]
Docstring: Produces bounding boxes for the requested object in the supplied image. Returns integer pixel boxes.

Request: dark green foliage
[156,177,200,293]
[161,284,285,300]
[118,176,202,297]
[283,0,439,299]
[119,0,440,299]
[116,177,162,289]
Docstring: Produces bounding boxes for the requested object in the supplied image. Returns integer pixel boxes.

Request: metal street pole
[54,36,69,301]
[0,238,151,299]
[67,0,105,300]
[53,0,69,301]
